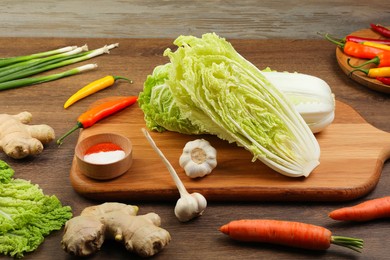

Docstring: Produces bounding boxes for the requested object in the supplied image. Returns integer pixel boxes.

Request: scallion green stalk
[0,45,78,68]
[0,44,117,83]
[0,64,97,91]
[0,45,88,79]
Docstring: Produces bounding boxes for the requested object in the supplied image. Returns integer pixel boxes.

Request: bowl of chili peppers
[330,24,390,94]
[75,133,133,180]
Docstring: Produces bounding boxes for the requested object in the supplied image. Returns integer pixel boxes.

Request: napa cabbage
[138,33,320,177]
[0,160,72,258]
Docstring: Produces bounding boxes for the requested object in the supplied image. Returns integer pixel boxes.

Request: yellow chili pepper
[349,67,390,78]
[362,41,390,52]
[64,75,132,108]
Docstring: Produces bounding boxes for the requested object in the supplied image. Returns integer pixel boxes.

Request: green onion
[0,64,97,91]
[0,45,88,79]
[0,43,118,91]
[0,45,78,68]
[0,44,116,83]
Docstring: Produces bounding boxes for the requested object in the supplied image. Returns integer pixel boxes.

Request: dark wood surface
[1,36,390,259]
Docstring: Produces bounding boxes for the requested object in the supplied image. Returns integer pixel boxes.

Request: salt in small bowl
[75,133,132,180]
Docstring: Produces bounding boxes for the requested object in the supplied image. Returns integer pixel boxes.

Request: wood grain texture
[0,0,389,39]
[1,35,390,259]
[70,100,390,202]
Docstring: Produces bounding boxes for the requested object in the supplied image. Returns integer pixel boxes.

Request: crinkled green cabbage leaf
[0,160,72,258]
[139,63,202,135]
[138,33,320,177]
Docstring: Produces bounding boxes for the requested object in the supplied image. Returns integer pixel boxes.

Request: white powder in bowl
[84,150,126,164]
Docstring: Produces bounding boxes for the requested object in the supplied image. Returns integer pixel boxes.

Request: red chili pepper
[370,23,390,38]
[346,35,390,45]
[376,77,390,85]
[57,96,138,145]
[347,51,390,69]
[324,33,383,59]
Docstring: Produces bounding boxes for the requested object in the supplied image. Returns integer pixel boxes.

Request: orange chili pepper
[347,51,390,69]
[342,41,384,59]
[64,75,132,109]
[324,33,383,59]
[57,96,138,145]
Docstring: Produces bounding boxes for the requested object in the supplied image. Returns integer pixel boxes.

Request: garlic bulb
[179,139,217,178]
[142,128,207,222]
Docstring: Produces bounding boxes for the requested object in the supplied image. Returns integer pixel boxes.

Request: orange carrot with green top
[329,196,390,221]
[220,219,363,252]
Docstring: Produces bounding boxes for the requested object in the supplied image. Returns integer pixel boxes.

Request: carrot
[219,219,363,252]
[329,196,390,221]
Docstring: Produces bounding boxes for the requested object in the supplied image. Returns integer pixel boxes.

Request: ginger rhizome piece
[0,112,55,159]
[61,202,171,257]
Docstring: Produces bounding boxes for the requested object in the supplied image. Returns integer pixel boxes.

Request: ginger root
[0,112,55,159]
[61,202,171,258]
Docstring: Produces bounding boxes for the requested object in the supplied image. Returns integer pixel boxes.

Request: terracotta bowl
[75,133,133,180]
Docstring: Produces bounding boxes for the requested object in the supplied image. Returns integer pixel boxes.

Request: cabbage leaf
[139,63,202,135]
[138,33,320,177]
[0,160,72,258]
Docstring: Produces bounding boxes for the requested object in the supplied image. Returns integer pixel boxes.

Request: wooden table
[1,1,390,259]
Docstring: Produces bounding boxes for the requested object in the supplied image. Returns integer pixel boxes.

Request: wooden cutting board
[69,99,390,202]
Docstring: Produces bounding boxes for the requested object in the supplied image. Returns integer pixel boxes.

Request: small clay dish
[75,133,133,180]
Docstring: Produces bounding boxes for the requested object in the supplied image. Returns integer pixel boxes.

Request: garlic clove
[191,192,207,215]
[183,161,212,178]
